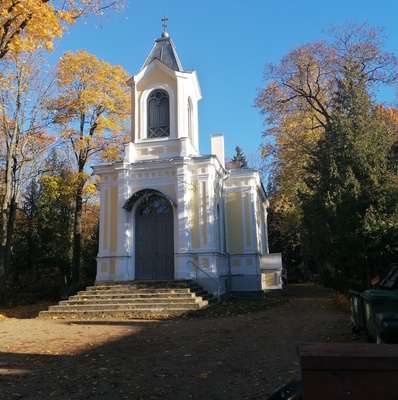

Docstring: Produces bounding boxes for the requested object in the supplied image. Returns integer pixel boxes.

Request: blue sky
[51,0,398,159]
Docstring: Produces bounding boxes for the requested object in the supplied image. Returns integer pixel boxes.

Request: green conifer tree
[301,62,398,286]
[231,146,248,168]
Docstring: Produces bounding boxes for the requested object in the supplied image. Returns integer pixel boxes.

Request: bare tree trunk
[0,137,16,298]
[71,190,83,285]
[0,208,8,296]
[0,52,56,299]
[302,244,310,281]
[5,197,17,284]
[0,197,18,296]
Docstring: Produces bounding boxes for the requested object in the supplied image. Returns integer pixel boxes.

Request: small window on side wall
[148,89,170,138]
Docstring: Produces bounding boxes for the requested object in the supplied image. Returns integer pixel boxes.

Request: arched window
[148,89,170,138]
[137,195,172,216]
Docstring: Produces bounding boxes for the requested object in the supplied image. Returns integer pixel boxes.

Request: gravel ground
[0,283,361,399]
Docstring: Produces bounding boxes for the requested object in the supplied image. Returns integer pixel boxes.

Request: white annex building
[93,25,282,298]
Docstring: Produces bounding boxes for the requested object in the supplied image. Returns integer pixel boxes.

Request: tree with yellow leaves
[255,21,398,285]
[0,50,56,295]
[0,0,125,59]
[49,49,130,284]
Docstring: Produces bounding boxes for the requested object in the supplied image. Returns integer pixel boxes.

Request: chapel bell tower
[124,18,202,163]
[94,19,273,296]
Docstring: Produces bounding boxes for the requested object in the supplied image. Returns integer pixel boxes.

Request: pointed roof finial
[161,15,169,37]
[141,15,183,71]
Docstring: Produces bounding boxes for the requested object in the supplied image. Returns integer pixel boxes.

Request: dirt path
[0,284,359,399]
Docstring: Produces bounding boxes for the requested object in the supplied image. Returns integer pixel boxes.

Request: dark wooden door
[135,195,174,280]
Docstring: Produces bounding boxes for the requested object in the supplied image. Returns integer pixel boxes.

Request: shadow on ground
[0,284,361,400]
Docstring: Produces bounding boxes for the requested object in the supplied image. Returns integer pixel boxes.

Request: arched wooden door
[135,194,174,280]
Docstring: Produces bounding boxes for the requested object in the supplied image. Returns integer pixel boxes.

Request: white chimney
[210,133,225,168]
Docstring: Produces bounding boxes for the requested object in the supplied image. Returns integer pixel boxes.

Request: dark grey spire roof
[141,32,184,72]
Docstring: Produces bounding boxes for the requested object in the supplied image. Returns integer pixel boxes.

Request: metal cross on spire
[162,15,168,33]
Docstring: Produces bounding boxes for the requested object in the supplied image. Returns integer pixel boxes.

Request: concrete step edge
[48,303,206,311]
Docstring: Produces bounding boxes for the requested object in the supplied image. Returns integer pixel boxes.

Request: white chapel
[93,24,282,298]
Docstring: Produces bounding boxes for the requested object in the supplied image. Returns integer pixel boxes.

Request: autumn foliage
[0,0,131,301]
[0,44,130,299]
[48,49,130,284]
[0,0,125,59]
[256,21,398,288]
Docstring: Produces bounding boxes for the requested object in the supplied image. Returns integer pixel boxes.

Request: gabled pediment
[128,58,179,88]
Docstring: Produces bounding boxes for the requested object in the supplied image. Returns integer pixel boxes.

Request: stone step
[83,286,206,295]
[40,308,197,319]
[61,297,204,306]
[80,288,195,295]
[81,289,205,296]
[71,292,196,300]
[88,280,197,290]
[48,302,205,311]
[39,280,216,319]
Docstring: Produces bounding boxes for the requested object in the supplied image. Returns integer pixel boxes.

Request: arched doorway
[135,193,174,280]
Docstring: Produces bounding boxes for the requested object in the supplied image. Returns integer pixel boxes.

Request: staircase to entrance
[39,280,216,319]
